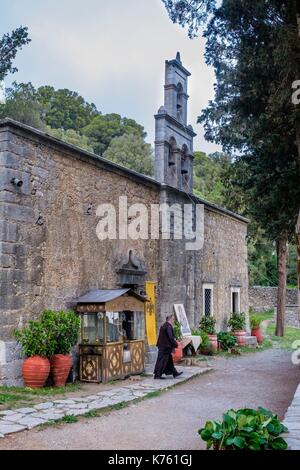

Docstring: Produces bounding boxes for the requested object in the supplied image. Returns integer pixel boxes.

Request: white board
[173,304,191,336]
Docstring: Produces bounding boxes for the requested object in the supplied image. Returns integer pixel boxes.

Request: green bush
[199,407,288,450]
[40,310,80,355]
[228,312,246,332]
[250,314,262,329]
[13,320,55,357]
[199,316,216,335]
[173,320,183,341]
[217,332,237,351]
[192,328,209,350]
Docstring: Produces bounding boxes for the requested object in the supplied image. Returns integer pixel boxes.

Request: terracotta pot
[172,341,183,363]
[251,327,263,344]
[233,330,246,346]
[22,356,50,388]
[208,334,218,352]
[50,354,73,387]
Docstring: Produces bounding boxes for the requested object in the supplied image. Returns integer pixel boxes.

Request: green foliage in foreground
[199,407,288,450]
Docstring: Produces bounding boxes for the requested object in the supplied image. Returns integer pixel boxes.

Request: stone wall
[0,120,249,384]
[158,187,249,332]
[249,287,298,312]
[285,307,300,328]
[0,123,160,384]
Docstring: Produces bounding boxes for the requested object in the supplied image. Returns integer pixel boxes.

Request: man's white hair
[166,314,174,321]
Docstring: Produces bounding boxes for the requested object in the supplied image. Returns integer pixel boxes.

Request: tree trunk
[275,234,288,337]
[297,210,300,321]
[296,9,300,323]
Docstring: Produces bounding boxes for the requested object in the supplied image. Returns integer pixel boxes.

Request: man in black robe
[153,314,183,379]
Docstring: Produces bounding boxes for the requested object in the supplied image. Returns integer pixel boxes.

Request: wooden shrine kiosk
[76,288,146,383]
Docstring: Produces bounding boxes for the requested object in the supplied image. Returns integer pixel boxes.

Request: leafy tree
[45,126,94,152]
[163,0,300,336]
[82,113,146,155]
[0,82,46,129]
[0,26,31,81]
[193,150,230,205]
[103,133,154,176]
[37,86,98,131]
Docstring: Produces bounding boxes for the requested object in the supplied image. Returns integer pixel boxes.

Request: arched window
[181,144,189,189]
[168,137,177,167]
[181,145,189,175]
[176,83,183,121]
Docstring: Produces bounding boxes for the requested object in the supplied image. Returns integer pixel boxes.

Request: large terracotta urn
[233,330,246,346]
[251,327,263,345]
[208,334,218,352]
[172,341,183,363]
[50,354,73,387]
[22,356,50,388]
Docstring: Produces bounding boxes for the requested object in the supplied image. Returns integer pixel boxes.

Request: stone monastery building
[0,54,249,384]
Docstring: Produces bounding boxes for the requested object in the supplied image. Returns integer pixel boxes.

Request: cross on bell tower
[154,52,196,193]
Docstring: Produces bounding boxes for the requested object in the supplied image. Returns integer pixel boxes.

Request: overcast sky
[1,0,221,153]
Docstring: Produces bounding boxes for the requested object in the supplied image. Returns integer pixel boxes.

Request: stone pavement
[283,383,300,450]
[0,365,212,438]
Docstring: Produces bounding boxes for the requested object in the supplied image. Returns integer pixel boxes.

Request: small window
[203,283,214,316]
[231,287,241,313]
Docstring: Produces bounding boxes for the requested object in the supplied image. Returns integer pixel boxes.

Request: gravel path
[0,349,298,450]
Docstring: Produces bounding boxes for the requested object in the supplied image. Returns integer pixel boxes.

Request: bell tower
[154,52,196,193]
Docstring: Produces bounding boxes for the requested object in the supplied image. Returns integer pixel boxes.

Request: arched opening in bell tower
[168,136,177,186]
[181,144,189,191]
[176,82,184,122]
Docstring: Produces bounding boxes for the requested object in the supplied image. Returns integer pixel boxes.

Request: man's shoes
[154,375,165,380]
[173,371,183,378]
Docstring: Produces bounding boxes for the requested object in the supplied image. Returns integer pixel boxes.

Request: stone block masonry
[0,119,248,385]
[249,286,298,312]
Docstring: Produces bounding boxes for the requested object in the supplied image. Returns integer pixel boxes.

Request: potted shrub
[41,309,80,387]
[217,331,237,351]
[172,320,183,363]
[199,407,288,450]
[194,329,211,355]
[199,316,217,352]
[250,315,263,344]
[228,312,246,346]
[13,320,55,388]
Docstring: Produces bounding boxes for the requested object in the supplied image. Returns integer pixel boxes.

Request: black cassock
[154,321,178,377]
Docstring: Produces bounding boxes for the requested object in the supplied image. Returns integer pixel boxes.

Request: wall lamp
[11,177,23,187]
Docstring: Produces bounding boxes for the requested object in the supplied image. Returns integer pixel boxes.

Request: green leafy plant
[228,312,246,332]
[199,407,288,450]
[250,315,262,329]
[217,332,237,351]
[199,316,216,335]
[173,321,183,341]
[191,328,209,351]
[13,320,55,357]
[40,310,80,355]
